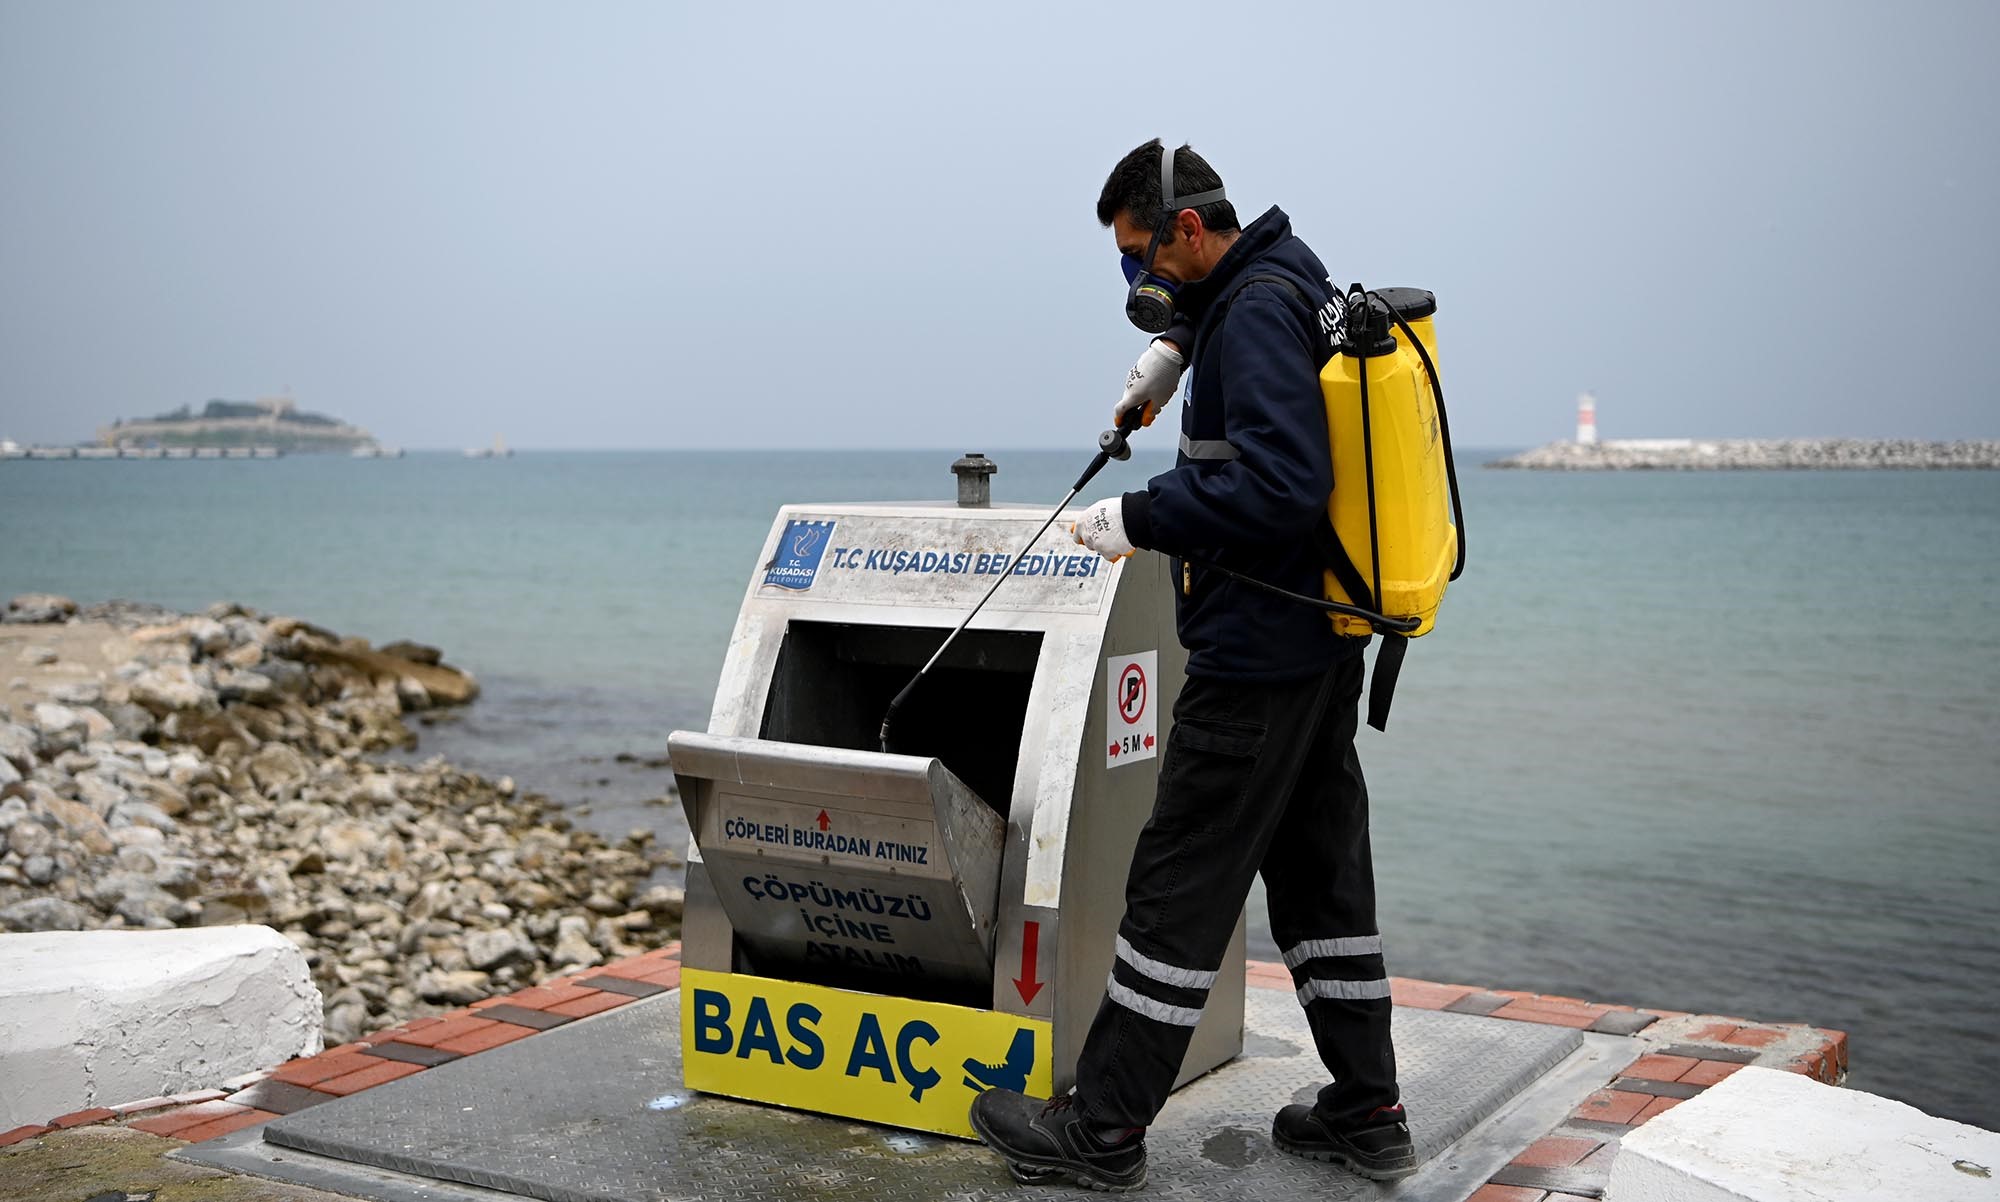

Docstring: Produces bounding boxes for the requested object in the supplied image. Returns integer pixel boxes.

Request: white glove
[1114,339,1186,428]
[1071,498,1134,562]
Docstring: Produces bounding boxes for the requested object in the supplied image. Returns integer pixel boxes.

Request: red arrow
[816,809,830,831]
[1143,733,1155,750]
[1013,921,1044,1005]
[1108,742,1119,758]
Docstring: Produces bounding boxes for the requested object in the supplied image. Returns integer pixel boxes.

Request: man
[967,140,1413,1191]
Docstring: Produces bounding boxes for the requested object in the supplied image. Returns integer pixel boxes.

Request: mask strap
[1157,142,1227,233]
[1137,222,1168,274]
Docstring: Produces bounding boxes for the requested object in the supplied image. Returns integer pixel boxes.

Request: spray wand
[877,408,1148,752]
[878,374,1428,752]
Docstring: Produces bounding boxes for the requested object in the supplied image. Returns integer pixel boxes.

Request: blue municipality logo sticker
[764,519,835,590]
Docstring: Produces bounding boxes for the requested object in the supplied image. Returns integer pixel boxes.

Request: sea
[3,449,1996,1129]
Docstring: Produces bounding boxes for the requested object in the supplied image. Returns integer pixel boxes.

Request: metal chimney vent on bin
[951,452,997,508]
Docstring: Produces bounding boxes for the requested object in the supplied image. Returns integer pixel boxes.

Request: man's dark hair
[1096,139,1239,238]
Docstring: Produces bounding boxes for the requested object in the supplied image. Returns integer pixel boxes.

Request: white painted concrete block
[1608,1066,2000,1202]
[0,925,321,1127]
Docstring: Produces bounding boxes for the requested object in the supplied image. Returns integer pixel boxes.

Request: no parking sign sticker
[1105,650,1157,768]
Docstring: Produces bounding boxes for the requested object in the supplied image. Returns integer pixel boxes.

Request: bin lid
[670,731,1008,994]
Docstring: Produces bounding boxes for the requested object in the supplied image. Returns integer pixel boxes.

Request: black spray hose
[878,406,1149,752]
[1368,291,1465,582]
[1177,552,1420,633]
[1180,284,1420,635]
[879,319,1455,754]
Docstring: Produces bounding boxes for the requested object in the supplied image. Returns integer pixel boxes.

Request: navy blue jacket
[1120,206,1363,682]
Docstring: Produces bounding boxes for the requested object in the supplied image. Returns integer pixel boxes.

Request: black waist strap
[1366,634,1407,732]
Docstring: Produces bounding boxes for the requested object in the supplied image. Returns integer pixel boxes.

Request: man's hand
[1071,498,1134,561]
[1115,339,1186,428]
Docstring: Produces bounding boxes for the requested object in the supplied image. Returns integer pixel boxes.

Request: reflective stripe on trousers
[1284,935,1391,1006]
[1104,935,1217,1027]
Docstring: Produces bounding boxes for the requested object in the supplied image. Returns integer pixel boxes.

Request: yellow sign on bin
[681,968,1053,1138]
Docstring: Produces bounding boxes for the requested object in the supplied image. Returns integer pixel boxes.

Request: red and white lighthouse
[1576,392,1598,446]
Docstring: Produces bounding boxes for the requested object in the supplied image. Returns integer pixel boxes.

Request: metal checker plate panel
[229,988,1584,1202]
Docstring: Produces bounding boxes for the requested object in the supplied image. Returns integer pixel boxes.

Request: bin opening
[760,620,1041,819]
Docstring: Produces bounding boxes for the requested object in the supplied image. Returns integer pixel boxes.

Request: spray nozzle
[1073,403,1148,490]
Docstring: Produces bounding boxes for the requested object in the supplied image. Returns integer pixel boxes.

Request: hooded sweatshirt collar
[1172,205,1292,322]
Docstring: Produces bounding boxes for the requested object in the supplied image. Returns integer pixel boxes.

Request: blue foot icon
[962,1028,1035,1094]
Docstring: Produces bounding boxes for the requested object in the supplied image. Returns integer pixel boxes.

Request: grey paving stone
[363,1042,463,1067]
[1587,1010,1659,1036]
[476,1004,575,1031]
[577,976,668,998]
[1610,1076,1707,1100]
[227,1079,339,1116]
[1658,1041,1759,1064]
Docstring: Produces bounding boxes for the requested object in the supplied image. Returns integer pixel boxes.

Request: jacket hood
[1173,206,1328,322]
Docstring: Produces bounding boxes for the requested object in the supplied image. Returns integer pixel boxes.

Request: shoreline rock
[0,595,685,1045]
[1486,438,2000,470]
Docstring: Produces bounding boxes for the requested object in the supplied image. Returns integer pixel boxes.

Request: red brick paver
[1469,1185,1547,1202]
[1490,1000,1603,1029]
[1573,1088,1652,1125]
[436,1021,537,1056]
[129,1101,250,1138]
[594,959,671,982]
[317,1059,427,1097]
[1390,977,1476,1009]
[49,1107,117,1129]
[1513,1135,1600,1168]
[362,1014,448,1040]
[1626,1053,1698,1082]
[634,964,681,988]
[1634,1096,1685,1123]
[269,1049,381,1087]
[173,1108,278,1143]
[546,990,631,1019]
[388,1015,497,1049]
[1725,1026,1787,1048]
[503,981,604,1011]
[1684,1021,1740,1042]
[0,1125,53,1147]
[1245,961,1292,990]
[1788,1047,1835,1082]
[1680,1060,1744,1087]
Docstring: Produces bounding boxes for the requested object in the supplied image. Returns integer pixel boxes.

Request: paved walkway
[0,942,1848,1202]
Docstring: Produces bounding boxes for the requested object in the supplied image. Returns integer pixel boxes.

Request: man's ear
[1176,208,1205,247]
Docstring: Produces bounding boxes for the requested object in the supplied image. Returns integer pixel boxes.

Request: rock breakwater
[1487,439,2000,470]
[0,595,683,1044]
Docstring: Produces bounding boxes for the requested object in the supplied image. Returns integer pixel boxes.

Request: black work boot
[968,1089,1147,1192]
[1272,1102,1417,1181]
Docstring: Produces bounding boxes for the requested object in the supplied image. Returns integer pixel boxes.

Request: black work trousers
[1073,654,1399,1132]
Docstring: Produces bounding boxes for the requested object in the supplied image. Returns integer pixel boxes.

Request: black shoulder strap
[1219,271,1311,321]
[1229,271,1410,733]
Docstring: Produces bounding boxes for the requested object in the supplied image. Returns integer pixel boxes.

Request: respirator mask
[1122,142,1226,334]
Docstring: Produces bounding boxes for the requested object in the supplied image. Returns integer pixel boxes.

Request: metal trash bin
[669,460,1246,1137]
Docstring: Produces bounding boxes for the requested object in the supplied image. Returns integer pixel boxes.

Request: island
[97,397,380,455]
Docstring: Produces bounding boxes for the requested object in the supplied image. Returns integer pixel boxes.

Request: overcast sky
[3,1,1994,450]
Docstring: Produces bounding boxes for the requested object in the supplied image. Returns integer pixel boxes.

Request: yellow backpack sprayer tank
[1202,279,1464,730]
[1319,287,1458,640]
